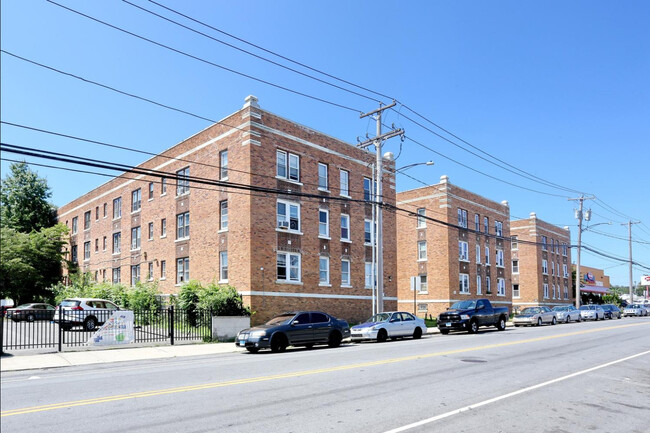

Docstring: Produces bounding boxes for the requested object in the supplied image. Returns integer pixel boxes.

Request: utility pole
[622,220,641,304]
[568,195,595,308]
[358,101,404,314]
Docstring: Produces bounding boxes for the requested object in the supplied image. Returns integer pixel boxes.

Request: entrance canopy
[580,285,609,294]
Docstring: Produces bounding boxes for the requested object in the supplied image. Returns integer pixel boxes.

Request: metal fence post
[169,305,174,345]
[1,314,5,355]
[58,309,63,352]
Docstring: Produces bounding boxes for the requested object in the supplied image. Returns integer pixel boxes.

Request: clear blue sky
[2,0,649,286]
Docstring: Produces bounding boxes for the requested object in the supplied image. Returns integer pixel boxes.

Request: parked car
[437,299,509,334]
[53,298,120,331]
[579,305,605,321]
[623,304,648,317]
[552,305,581,323]
[513,306,557,327]
[350,312,427,342]
[235,311,351,353]
[6,303,56,322]
[601,304,622,320]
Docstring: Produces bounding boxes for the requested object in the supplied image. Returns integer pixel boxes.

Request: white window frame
[339,169,350,197]
[512,260,519,274]
[220,150,228,180]
[418,274,428,294]
[563,264,568,278]
[72,216,78,234]
[513,283,520,298]
[341,259,351,287]
[496,249,504,267]
[161,178,167,195]
[485,245,490,265]
[476,244,481,263]
[161,218,167,238]
[477,275,482,295]
[495,221,503,237]
[148,222,154,241]
[277,200,301,233]
[497,278,506,296]
[417,208,426,228]
[112,232,121,254]
[459,241,469,262]
[365,262,374,289]
[276,150,300,182]
[176,167,190,196]
[457,208,468,228]
[363,177,372,201]
[220,200,228,231]
[219,251,228,282]
[112,267,121,284]
[542,259,548,275]
[177,212,190,240]
[474,213,480,231]
[364,219,373,245]
[83,241,90,260]
[177,257,189,284]
[541,235,548,251]
[319,256,330,286]
[511,236,518,250]
[131,188,141,212]
[340,214,350,242]
[486,277,492,294]
[318,163,329,191]
[160,260,166,280]
[131,264,141,286]
[319,209,330,239]
[148,262,154,281]
[543,283,549,299]
[459,274,470,294]
[483,216,489,233]
[277,252,301,283]
[131,226,141,251]
[418,240,427,261]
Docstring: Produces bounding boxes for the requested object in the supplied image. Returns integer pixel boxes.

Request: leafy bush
[197,284,251,316]
[177,280,201,311]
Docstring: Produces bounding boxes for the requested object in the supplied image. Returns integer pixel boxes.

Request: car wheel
[565,316,570,324]
[537,318,543,326]
[617,314,621,319]
[83,317,97,331]
[270,334,287,353]
[551,317,557,325]
[440,329,450,334]
[26,314,36,322]
[496,317,506,331]
[413,327,422,339]
[468,320,479,334]
[245,347,259,354]
[328,331,342,348]
[514,324,520,327]
[377,329,388,343]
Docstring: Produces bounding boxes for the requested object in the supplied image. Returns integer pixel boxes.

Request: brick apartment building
[510,213,573,312]
[57,96,397,324]
[396,176,512,317]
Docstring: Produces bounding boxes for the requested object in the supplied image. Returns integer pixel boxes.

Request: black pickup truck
[437,299,509,334]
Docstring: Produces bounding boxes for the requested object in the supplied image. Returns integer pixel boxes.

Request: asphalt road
[2,317,649,433]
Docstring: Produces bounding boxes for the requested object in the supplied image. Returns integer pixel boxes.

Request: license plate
[239,340,246,345]
[445,322,452,327]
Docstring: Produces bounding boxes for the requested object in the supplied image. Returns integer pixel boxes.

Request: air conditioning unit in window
[278,221,289,229]
[289,220,299,231]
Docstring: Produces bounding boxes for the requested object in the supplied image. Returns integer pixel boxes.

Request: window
[563,264,568,278]
[512,260,519,274]
[72,216,78,234]
[131,265,141,285]
[363,177,372,201]
[319,256,329,285]
[113,197,122,219]
[148,182,154,200]
[543,283,549,299]
[341,259,351,286]
[552,284,556,299]
[161,178,167,195]
[95,206,99,221]
[340,214,350,241]
[277,252,300,282]
[497,278,506,296]
[319,209,329,238]
[513,284,520,298]
[276,150,299,181]
[483,217,489,234]
[511,236,518,250]
[112,267,121,284]
[564,283,569,299]
[148,222,154,240]
[551,261,555,275]
[340,170,349,196]
[102,269,106,282]
[161,218,167,237]
[541,235,548,251]
[417,208,426,228]
[220,201,228,231]
[318,163,328,190]
[562,243,568,256]
[148,262,154,281]
[474,214,480,231]
[84,241,90,260]
[84,211,91,230]
[160,260,166,279]
[459,274,470,294]
[220,251,228,282]
[102,236,107,251]
[554,239,559,254]
[486,277,492,294]
[277,200,300,232]
[177,212,190,239]
[95,238,99,252]
[103,203,107,218]
[495,221,503,237]
[364,219,372,244]
[418,275,428,293]
[131,188,141,212]
[477,275,482,295]
[458,241,468,261]
[496,249,504,267]
[418,240,428,261]
[457,209,468,228]
[176,257,189,284]
[176,167,190,195]
[220,150,228,180]
[542,259,548,275]
[485,246,490,265]
[112,232,121,254]
[557,263,560,276]
[131,226,141,250]
[365,262,374,288]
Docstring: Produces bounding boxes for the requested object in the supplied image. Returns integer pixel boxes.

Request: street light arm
[581,222,612,233]
[395,161,434,173]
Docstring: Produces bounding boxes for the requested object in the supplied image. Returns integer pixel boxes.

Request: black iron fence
[1,307,213,353]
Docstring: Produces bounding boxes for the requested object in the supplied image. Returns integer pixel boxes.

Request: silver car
[513,307,557,327]
[623,305,648,317]
[579,305,605,321]
[552,305,582,323]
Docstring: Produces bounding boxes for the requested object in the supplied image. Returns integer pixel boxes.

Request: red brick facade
[396,176,512,318]
[58,96,397,325]
[510,213,573,312]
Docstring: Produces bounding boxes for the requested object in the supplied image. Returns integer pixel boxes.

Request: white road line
[383,349,650,433]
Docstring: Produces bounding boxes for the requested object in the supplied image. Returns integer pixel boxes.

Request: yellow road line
[3,322,648,417]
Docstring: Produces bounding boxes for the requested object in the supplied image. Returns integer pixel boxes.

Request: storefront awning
[580,285,610,294]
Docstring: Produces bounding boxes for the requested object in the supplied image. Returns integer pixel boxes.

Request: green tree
[0,224,69,304]
[1,162,57,232]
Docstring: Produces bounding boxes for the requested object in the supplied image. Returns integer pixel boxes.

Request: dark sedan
[601,304,622,320]
[236,311,351,353]
[6,303,56,322]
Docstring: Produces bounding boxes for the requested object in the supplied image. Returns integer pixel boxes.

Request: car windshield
[265,314,295,326]
[521,308,540,314]
[60,300,81,307]
[553,306,568,311]
[365,313,391,323]
[16,304,34,309]
[579,305,592,310]
[450,301,476,310]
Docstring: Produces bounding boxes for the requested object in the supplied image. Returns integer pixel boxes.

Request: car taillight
[71,306,84,311]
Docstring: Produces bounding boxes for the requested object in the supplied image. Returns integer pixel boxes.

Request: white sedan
[579,305,605,320]
[350,312,427,342]
[552,305,582,323]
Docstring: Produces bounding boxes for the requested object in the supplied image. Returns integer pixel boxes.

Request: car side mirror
[291,320,300,326]
[477,305,484,310]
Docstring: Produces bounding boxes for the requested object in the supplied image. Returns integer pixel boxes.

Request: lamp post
[395,161,435,173]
